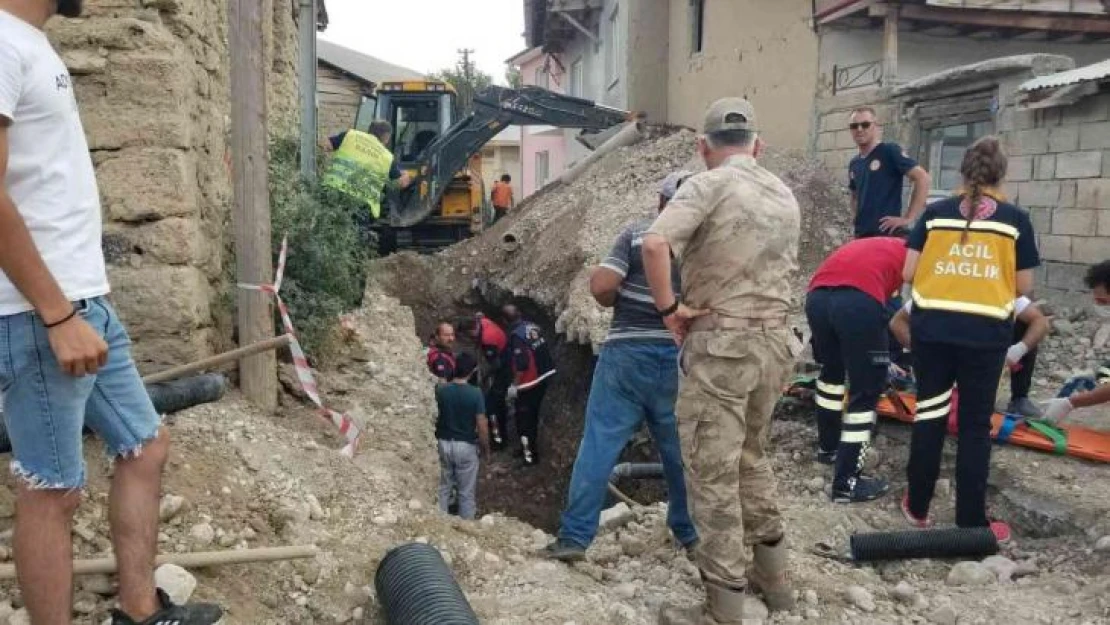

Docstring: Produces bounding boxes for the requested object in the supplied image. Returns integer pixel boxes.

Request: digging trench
[373,262,669,532]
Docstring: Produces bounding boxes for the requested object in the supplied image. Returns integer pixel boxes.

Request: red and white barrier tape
[238,235,363,457]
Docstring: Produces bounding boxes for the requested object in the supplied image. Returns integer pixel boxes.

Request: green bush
[269,137,373,363]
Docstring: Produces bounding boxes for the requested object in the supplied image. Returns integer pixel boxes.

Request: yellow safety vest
[321,130,394,219]
[912,217,1018,320]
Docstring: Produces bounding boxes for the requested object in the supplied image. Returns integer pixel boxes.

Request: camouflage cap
[659,170,694,199]
[703,97,757,134]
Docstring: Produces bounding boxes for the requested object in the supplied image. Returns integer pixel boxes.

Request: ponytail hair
[958,136,1007,242]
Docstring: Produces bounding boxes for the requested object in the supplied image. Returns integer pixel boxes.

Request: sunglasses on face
[849,121,873,131]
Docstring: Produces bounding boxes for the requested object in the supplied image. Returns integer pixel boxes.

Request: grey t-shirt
[599,219,681,343]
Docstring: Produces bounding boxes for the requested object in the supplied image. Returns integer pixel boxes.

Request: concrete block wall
[813,89,903,181]
[1000,90,1110,300]
[49,0,301,373]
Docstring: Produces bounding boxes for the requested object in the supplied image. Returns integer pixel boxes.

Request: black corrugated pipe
[146,373,228,415]
[850,527,999,562]
[610,462,664,481]
[375,542,479,625]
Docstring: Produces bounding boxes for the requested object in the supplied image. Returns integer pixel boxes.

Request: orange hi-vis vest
[912,216,1018,320]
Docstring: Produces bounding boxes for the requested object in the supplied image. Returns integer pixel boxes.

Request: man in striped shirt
[543,171,699,562]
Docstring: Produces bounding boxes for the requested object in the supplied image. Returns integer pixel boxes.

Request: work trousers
[516,380,549,463]
[677,327,796,587]
[1009,318,1038,400]
[907,339,1006,527]
[558,341,697,549]
[805,287,888,492]
[485,365,512,445]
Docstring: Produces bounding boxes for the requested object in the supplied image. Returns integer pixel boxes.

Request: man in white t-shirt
[0,2,222,623]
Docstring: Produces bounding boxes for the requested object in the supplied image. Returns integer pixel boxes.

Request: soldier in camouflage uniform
[643,98,804,624]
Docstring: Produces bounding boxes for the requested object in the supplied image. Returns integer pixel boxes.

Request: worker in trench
[542,171,699,563]
[805,236,911,504]
[643,98,805,623]
[898,136,1039,543]
[1039,260,1110,422]
[0,0,224,623]
[457,312,510,450]
[434,353,491,521]
[425,321,457,382]
[503,304,556,467]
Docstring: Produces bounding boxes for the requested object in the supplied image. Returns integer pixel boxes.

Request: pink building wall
[513,48,569,197]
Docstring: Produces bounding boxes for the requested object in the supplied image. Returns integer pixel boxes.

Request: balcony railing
[833,60,883,94]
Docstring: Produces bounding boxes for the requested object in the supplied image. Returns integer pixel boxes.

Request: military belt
[689,313,788,333]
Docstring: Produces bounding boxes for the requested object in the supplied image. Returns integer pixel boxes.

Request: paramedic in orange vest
[459,313,511,449]
[491,174,514,223]
[1041,260,1110,421]
[805,237,907,504]
[427,322,457,381]
[900,136,1040,543]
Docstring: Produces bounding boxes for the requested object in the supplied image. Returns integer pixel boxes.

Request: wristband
[44,306,78,329]
[658,300,680,317]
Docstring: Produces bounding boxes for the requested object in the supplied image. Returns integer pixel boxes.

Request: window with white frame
[536,151,550,187]
[570,58,584,97]
[606,5,620,87]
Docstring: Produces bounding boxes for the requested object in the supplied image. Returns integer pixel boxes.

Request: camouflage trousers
[677,326,799,588]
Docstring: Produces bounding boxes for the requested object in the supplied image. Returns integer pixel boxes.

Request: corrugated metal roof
[1019,58,1110,92]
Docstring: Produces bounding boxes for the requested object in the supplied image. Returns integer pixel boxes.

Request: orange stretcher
[875,390,1110,464]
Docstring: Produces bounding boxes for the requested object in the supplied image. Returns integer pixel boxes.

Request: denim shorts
[0,296,161,489]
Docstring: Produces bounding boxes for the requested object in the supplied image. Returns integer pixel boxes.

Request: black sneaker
[111,588,223,625]
[831,476,891,503]
[542,539,586,562]
[816,449,836,465]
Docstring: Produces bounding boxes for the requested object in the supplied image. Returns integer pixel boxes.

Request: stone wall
[317,64,364,140]
[1001,87,1110,299]
[50,0,302,373]
[814,89,902,173]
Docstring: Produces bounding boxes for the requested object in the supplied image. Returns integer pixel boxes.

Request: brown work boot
[747,538,796,612]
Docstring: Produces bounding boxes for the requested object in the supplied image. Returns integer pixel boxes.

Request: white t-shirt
[0,11,108,315]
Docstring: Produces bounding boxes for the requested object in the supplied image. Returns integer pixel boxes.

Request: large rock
[599,503,634,530]
[97,149,198,223]
[103,217,209,266]
[131,329,215,375]
[946,561,996,586]
[154,563,197,605]
[107,266,212,337]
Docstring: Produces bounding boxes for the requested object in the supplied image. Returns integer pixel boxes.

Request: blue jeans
[558,340,697,548]
[0,297,161,489]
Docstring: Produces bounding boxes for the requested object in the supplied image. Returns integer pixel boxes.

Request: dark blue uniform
[850,142,918,238]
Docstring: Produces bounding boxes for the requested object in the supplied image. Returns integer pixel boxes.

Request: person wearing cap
[643,99,804,622]
[542,171,698,563]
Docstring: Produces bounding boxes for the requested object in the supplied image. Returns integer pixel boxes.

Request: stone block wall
[814,89,906,176]
[999,88,1110,300]
[49,0,302,373]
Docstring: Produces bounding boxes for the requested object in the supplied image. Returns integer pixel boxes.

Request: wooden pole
[883,3,900,87]
[229,0,278,411]
[0,545,318,580]
[142,335,293,385]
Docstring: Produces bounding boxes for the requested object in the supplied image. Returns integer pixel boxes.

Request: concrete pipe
[558,121,646,186]
[610,462,664,481]
[501,231,521,253]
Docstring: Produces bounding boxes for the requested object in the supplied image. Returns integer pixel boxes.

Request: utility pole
[458,47,476,111]
[229,0,278,410]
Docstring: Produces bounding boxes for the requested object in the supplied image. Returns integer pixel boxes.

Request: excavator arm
[387,85,633,228]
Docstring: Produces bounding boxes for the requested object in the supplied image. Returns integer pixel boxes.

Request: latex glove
[506,385,519,402]
[1005,342,1029,370]
[1041,397,1074,424]
[888,362,908,379]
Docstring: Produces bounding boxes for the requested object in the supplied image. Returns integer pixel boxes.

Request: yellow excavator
[347,79,631,254]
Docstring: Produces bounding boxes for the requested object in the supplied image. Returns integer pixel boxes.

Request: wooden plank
[228,0,277,411]
[817,0,873,24]
[898,4,1110,32]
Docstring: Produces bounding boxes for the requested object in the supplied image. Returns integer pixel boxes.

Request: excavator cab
[353,80,486,252]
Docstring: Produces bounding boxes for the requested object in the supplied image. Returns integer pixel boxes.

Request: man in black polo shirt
[848,106,931,238]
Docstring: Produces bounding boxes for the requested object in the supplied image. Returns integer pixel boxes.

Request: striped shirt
[599,219,681,343]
